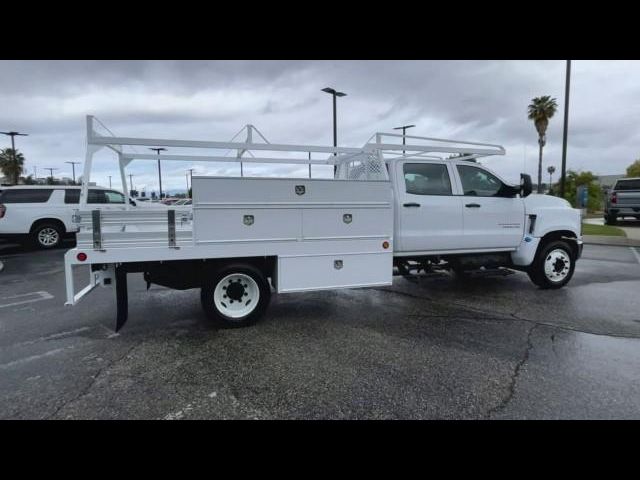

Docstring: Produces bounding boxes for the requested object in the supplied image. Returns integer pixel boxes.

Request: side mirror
[520,173,532,197]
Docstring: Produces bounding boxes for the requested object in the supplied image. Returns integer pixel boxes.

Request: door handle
[465,203,481,208]
[403,202,421,207]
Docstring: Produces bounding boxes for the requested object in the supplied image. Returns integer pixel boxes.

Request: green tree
[0,148,25,185]
[528,96,558,193]
[560,170,602,212]
[627,159,640,177]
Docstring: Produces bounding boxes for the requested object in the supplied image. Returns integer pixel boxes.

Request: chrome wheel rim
[213,273,260,318]
[38,227,59,246]
[544,248,571,282]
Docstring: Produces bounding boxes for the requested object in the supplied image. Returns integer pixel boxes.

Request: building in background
[596,173,626,190]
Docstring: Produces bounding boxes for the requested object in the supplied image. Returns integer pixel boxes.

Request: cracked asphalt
[1,241,640,419]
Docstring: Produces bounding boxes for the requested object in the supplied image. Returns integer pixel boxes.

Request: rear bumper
[607,207,640,216]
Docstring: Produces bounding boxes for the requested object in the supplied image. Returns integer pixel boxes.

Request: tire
[200,263,271,328]
[604,214,617,225]
[31,222,63,249]
[527,240,576,289]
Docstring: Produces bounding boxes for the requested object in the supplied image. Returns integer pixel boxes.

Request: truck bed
[70,176,394,294]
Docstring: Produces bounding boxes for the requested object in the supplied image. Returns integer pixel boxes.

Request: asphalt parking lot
[1,240,640,419]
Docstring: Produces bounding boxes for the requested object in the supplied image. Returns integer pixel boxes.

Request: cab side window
[88,189,106,203]
[64,189,80,204]
[403,163,452,196]
[457,165,505,197]
[105,191,125,204]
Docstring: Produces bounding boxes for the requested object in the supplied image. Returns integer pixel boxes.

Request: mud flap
[115,266,128,332]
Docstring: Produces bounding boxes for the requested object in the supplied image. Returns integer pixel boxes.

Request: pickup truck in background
[604,177,640,225]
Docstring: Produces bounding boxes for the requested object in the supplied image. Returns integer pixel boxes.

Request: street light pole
[393,125,416,154]
[188,168,194,198]
[129,174,135,195]
[150,147,167,199]
[44,167,58,183]
[1,131,28,184]
[321,87,347,157]
[65,161,81,184]
[108,175,112,188]
[560,60,571,198]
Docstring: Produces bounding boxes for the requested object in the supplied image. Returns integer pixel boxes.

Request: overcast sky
[0,60,638,193]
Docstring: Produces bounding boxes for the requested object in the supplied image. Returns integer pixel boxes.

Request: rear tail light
[0,204,5,219]
[611,192,617,204]
[76,252,87,262]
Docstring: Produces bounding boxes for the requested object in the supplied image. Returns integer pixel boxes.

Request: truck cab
[388,156,583,288]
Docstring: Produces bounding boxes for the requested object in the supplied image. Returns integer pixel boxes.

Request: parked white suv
[0,186,159,249]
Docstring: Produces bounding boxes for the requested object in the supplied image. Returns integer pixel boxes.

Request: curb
[582,235,640,248]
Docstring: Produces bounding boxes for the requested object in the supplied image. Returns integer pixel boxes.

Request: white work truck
[64,116,583,331]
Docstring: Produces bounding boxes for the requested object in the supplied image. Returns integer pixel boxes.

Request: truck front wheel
[200,263,271,328]
[527,240,575,289]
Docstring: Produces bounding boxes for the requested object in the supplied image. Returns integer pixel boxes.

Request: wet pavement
[1,243,639,419]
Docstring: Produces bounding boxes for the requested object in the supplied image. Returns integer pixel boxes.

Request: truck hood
[522,193,582,238]
[523,193,573,212]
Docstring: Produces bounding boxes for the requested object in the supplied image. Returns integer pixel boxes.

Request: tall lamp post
[108,175,112,188]
[188,168,194,198]
[44,167,58,183]
[149,147,167,199]
[321,87,347,158]
[559,60,571,198]
[129,174,135,196]
[65,161,81,184]
[393,124,416,154]
[0,130,28,184]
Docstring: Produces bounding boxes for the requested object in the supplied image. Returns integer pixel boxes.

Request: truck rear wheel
[604,214,617,225]
[200,263,271,328]
[527,240,575,289]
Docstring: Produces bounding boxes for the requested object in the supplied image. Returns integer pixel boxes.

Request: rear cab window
[0,189,54,203]
[614,179,640,191]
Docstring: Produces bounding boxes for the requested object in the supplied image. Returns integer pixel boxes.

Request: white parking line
[14,326,93,347]
[0,291,54,309]
[0,341,94,370]
[631,247,640,265]
[0,346,69,370]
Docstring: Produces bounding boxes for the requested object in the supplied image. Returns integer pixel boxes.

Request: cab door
[453,163,524,249]
[395,161,463,252]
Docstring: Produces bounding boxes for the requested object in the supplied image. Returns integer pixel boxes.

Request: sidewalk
[582,217,640,246]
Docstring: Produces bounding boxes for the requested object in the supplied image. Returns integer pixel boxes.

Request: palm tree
[528,96,558,193]
[547,165,556,189]
[0,148,25,185]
